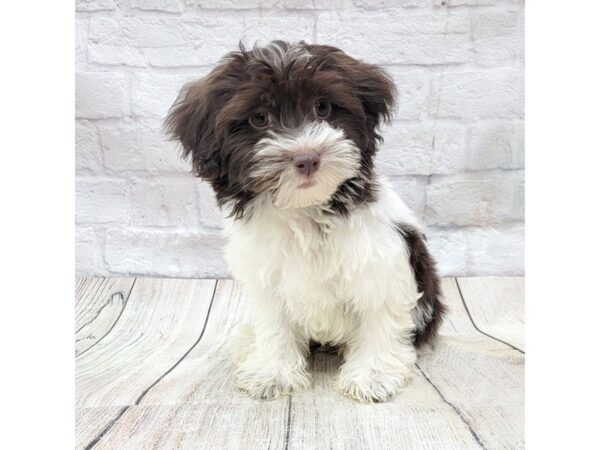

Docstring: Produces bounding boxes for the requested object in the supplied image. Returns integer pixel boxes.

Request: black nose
[293,151,320,177]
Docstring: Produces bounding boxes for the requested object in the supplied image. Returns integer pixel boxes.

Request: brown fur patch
[396,223,447,347]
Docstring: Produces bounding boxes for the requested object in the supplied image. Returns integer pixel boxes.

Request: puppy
[166,41,446,403]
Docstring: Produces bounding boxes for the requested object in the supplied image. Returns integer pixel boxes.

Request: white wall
[75,0,524,278]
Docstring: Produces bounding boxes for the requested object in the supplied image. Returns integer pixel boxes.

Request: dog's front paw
[233,361,311,401]
[338,370,411,403]
[234,375,292,400]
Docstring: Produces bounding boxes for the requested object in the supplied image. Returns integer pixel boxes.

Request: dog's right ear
[164,66,230,180]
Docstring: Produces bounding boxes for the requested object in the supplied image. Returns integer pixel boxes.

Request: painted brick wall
[75,0,524,278]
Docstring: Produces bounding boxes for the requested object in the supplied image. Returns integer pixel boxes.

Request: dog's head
[165,41,395,217]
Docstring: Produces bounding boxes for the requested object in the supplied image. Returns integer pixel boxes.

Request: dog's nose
[293,151,320,177]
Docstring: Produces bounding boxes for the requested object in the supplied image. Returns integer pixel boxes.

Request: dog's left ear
[348,60,396,134]
[309,44,396,144]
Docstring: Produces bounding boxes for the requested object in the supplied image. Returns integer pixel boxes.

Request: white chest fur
[223,178,420,344]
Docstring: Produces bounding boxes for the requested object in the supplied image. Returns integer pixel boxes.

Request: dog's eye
[249,112,270,129]
[315,100,331,119]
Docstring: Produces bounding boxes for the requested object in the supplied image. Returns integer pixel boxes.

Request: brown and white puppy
[166,41,445,403]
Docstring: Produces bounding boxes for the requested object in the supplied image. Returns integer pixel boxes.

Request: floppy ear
[308,45,396,149]
[350,61,396,135]
[164,68,228,181]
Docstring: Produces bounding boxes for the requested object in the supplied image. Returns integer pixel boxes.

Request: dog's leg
[338,304,416,403]
[231,288,310,400]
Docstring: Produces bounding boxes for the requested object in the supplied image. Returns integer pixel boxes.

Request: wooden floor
[75,276,524,450]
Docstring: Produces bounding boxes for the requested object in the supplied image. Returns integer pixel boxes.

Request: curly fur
[166,41,446,403]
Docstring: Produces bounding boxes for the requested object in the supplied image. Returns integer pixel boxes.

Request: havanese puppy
[166,41,446,403]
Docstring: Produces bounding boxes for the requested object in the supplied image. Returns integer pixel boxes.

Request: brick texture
[75,0,524,277]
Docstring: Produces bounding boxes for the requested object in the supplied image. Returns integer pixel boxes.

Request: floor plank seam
[416,364,488,450]
[83,406,130,450]
[283,395,292,450]
[82,280,219,449]
[132,280,219,406]
[454,278,525,354]
[76,278,138,359]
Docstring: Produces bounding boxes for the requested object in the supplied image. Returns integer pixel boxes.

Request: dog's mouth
[297,178,317,189]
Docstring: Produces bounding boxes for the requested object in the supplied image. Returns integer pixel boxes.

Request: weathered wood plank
[418,278,525,450]
[75,406,125,450]
[75,277,136,356]
[418,342,524,450]
[75,278,216,409]
[87,280,289,450]
[89,403,287,450]
[76,277,525,450]
[457,277,525,350]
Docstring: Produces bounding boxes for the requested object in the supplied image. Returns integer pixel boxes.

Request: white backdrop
[75,0,524,278]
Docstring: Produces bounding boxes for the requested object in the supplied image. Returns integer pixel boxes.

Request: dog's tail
[396,223,447,348]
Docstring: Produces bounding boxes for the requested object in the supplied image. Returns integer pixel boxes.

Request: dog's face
[166,41,395,217]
